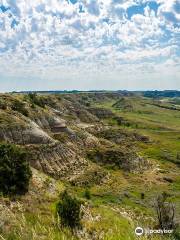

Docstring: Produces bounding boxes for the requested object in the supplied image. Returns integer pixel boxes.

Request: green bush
[56,190,82,230]
[84,188,91,199]
[27,93,46,108]
[0,143,32,195]
[11,100,29,116]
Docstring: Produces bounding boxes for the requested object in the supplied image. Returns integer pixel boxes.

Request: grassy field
[87,96,180,238]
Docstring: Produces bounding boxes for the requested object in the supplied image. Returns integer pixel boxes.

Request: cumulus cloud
[0,0,179,91]
[158,0,180,23]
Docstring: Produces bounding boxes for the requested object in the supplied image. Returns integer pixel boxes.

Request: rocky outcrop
[29,110,67,132]
[49,117,66,133]
[59,99,99,123]
[95,128,150,145]
[0,124,53,145]
[74,109,99,123]
[0,112,54,145]
[0,93,150,180]
[27,143,88,179]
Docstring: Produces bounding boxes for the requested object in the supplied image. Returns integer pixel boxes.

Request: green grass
[92,96,180,224]
[0,213,77,240]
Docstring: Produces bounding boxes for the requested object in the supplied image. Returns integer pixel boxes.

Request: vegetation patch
[96,128,150,145]
[0,99,7,110]
[0,143,32,195]
[56,190,82,230]
[112,97,134,111]
[87,145,146,172]
[26,93,46,108]
[70,166,107,187]
[11,99,29,116]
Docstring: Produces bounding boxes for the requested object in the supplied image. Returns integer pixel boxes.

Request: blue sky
[0,0,180,92]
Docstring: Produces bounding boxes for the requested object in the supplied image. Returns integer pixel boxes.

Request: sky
[0,0,180,92]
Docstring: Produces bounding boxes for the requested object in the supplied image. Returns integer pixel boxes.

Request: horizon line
[1,89,180,94]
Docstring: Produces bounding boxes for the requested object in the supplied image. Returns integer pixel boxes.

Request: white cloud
[0,0,179,91]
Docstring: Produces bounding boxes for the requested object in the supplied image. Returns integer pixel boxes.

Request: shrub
[141,192,145,200]
[154,192,175,230]
[84,101,91,107]
[81,96,88,101]
[11,100,29,116]
[27,93,46,108]
[56,190,82,230]
[0,143,32,195]
[84,188,91,200]
[0,100,7,110]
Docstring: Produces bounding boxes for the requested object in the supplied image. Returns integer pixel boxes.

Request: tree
[0,143,32,195]
[154,192,175,230]
[56,190,82,230]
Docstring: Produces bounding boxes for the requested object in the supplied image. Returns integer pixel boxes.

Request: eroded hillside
[0,92,179,240]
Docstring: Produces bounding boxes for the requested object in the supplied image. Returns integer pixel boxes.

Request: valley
[0,92,179,240]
